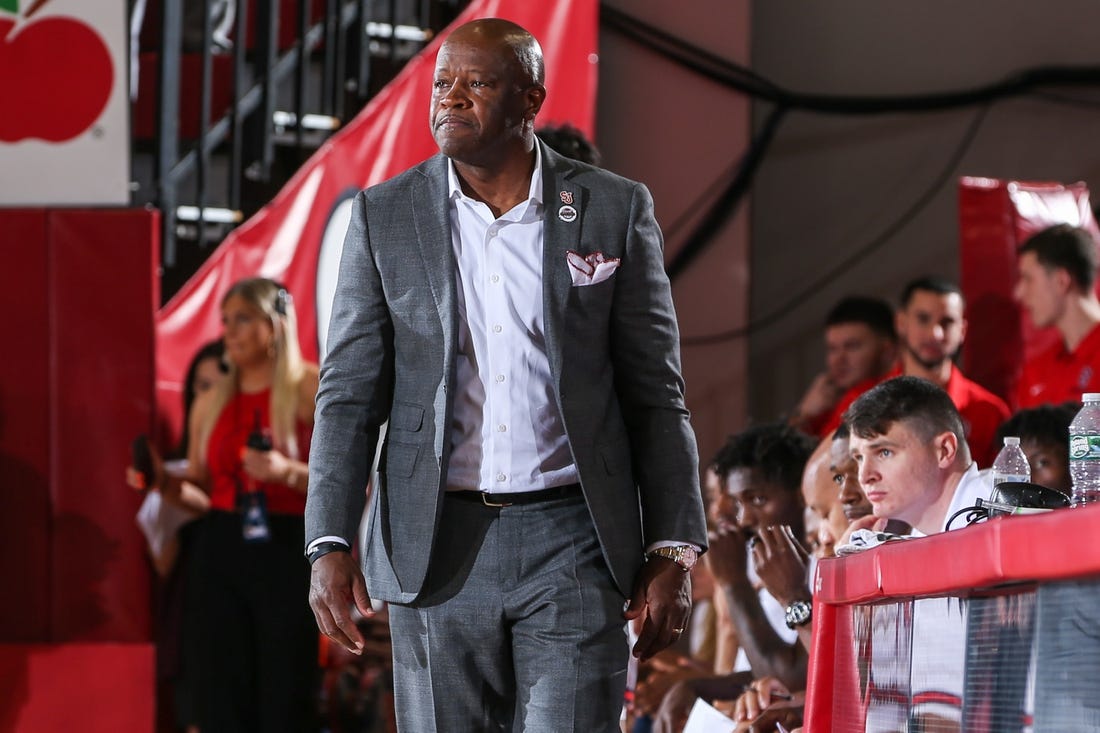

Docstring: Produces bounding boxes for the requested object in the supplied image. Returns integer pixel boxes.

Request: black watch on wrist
[307,541,350,565]
[784,599,812,629]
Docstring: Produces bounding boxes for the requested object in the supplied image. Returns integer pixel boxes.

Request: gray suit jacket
[306,143,707,604]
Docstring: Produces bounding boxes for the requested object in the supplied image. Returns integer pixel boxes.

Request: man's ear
[934,430,959,467]
[524,84,546,121]
[1053,267,1076,296]
[880,336,899,370]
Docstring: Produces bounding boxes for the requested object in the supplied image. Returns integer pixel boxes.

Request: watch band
[307,541,350,565]
[646,545,699,571]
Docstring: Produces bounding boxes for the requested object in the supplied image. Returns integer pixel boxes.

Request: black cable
[680,104,990,346]
[946,505,988,531]
[667,105,787,280]
[600,3,1100,330]
[601,5,1100,116]
[661,160,740,243]
[1028,90,1100,110]
[600,6,778,97]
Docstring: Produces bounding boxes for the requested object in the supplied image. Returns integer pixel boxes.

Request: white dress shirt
[909,462,988,537]
[445,146,579,493]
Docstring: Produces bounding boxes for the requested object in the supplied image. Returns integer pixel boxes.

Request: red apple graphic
[0,15,114,142]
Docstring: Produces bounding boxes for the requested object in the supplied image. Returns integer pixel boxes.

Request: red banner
[155,0,598,443]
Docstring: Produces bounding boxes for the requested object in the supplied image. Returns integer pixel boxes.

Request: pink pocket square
[566,250,620,287]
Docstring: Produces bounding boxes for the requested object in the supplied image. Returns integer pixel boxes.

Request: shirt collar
[446,144,544,208]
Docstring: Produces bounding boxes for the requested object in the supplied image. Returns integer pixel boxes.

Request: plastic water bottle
[991,436,1031,490]
[1070,394,1100,505]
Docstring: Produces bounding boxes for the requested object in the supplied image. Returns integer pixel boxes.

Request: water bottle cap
[1003,436,1020,446]
[1084,393,1100,402]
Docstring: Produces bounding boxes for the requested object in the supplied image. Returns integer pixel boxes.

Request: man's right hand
[309,550,374,654]
[791,372,840,427]
[751,525,810,608]
[836,514,886,548]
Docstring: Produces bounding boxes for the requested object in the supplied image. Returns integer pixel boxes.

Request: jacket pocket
[390,401,424,432]
[385,440,419,478]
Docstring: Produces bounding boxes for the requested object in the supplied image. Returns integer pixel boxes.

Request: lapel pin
[558,205,577,222]
[559,190,574,205]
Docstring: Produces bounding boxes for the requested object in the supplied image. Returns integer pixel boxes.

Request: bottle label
[992,473,1029,486]
[1069,435,1100,460]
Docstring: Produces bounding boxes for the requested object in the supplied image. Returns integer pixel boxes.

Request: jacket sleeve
[609,181,708,552]
[305,190,395,548]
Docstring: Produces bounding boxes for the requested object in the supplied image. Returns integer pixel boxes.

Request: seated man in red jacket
[790,296,897,437]
[1014,224,1100,408]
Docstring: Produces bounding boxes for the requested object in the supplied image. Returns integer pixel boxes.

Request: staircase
[130,0,467,302]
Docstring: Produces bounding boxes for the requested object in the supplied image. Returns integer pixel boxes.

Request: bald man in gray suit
[305,18,707,732]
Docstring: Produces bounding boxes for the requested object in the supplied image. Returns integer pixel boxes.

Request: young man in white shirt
[845,376,989,731]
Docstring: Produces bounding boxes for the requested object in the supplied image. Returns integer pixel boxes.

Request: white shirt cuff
[306,535,350,556]
[645,540,702,555]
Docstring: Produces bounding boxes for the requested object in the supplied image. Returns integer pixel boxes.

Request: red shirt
[206,388,311,515]
[1016,323,1100,409]
[821,365,1009,467]
[943,366,1011,468]
[816,375,888,438]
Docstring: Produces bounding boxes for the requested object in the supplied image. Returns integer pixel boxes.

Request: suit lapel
[411,155,457,362]
[541,144,585,387]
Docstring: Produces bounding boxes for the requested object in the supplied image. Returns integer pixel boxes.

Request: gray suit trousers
[388,492,628,732]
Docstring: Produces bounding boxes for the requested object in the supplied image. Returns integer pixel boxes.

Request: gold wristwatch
[647,545,699,572]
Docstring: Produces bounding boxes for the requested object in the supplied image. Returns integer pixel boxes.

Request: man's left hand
[623,556,692,661]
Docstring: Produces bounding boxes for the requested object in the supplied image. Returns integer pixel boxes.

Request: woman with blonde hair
[147,277,321,731]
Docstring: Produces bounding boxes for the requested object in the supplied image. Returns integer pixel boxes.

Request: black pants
[187,510,319,733]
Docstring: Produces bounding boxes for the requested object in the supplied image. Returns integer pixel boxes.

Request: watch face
[786,600,812,628]
[651,546,697,570]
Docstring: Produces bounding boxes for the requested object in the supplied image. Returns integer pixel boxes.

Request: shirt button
[495,374,505,383]
[492,324,502,333]
[490,274,500,283]
[496,473,507,482]
[497,424,507,432]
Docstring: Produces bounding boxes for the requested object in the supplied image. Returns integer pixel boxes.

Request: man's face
[1021,437,1071,495]
[704,466,735,529]
[726,466,804,539]
[1013,252,1068,329]
[430,33,543,165]
[801,447,847,558]
[849,421,946,526]
[824,323,893,390]
[830,434,873,523]
[896,290,967,371]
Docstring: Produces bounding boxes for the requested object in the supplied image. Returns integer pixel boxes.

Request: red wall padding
[0,643,154,732]
[0,211,52,640]
[0,209,158,643]
[47,210,159,642]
